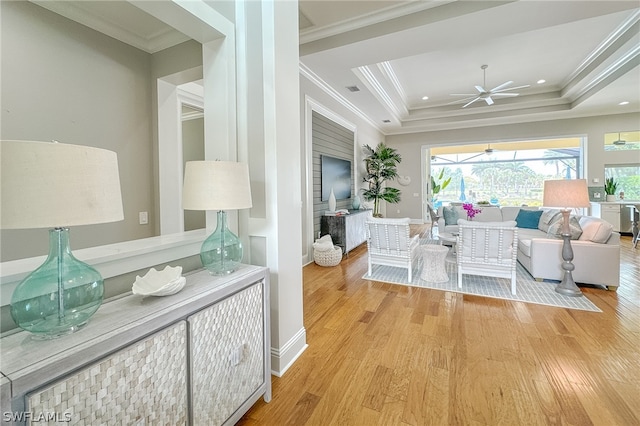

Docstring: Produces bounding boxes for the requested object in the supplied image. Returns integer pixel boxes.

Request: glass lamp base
[10,228,104,338]
[200,211,244,275]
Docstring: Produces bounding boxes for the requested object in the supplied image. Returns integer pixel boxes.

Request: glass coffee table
[438,232,458,263]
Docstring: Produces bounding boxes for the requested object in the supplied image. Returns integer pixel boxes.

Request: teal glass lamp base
[10,228,104,339]
[201,211,243,275]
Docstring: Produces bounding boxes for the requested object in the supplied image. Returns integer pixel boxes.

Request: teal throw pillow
[443,206,459,225]
[515,209,543,229]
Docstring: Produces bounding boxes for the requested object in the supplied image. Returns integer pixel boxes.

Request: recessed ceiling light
[537,79,546,84]
[619,101,629,105]
[422,96,429,100]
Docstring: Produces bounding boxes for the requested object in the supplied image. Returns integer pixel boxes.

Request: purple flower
[462,203,482,220]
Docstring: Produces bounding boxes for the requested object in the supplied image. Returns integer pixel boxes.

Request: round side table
[420,244,449,283]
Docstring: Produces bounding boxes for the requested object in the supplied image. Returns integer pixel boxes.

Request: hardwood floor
[239,226,639,425]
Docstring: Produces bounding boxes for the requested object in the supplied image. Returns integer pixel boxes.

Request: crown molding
[299,1,454,45]
[30,0,189,53]
[299,62,382,133]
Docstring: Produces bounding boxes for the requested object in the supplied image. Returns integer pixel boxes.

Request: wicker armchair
[365,217,420,282]
[456,219,519,295]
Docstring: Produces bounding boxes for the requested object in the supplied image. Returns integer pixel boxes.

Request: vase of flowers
[462,203,482,220]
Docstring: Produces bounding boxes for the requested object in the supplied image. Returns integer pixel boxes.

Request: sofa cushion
[516,228,547,257]
[515,209,543,229]
[474,206,502,222]
[578,216,613,243]
[538,209,562,232]
[443,206,460,225]
[547,215,582,240]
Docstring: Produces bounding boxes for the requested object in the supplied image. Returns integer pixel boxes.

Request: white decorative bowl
[132,265,186,296]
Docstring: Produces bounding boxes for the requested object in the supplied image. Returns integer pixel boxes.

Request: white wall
[385,112,640,221]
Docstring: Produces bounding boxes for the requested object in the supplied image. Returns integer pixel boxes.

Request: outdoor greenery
[430,169,451,201]
[362,142,402,217]
[432,157,579,207]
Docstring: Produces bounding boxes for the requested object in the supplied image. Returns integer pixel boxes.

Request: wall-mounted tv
[321,155,352,201]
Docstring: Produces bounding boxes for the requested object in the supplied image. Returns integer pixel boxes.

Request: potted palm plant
[362,142,402,217]
[604,177,618,202]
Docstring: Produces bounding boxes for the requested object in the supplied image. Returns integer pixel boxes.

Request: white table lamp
[542,179,591,297]
[183,161,252,275]
[1,140,124,338]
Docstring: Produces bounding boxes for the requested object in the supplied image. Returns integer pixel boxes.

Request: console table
[321,209,373,255]
[0,265,270,426]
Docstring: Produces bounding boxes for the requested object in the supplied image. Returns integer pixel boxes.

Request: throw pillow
[443,206,459,225]
[538,209,562,232]
[515,209,543,229]
[547,215,583,240]
[578,217,613,243]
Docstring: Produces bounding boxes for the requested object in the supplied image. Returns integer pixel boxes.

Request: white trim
[270,327,308,377]
[299,0,453,44]
[300,63,382,133]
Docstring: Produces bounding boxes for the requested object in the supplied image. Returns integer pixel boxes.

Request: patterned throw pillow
[538,209,562,232]
[443,206,459,225]
[547,215,583,240]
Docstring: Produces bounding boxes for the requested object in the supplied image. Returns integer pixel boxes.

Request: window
[604,131,639,152]
[429,138,583,207]
[605,165,640,200]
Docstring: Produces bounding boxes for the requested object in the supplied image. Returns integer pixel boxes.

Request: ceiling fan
[450,65,530,108]
[613,132,626,145]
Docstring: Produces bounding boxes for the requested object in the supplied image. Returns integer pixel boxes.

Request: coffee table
[438,232,458,263]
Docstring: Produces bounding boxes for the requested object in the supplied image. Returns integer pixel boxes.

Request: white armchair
[457,219,519,295]
[365,217,420,282]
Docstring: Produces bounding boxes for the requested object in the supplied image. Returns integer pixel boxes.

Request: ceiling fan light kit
[450,64,530,108]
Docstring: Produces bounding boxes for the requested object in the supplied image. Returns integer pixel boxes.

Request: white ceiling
[299,0,640,134]
[32,0,640,135]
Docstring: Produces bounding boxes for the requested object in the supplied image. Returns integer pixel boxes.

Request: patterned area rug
[363,241,601,312]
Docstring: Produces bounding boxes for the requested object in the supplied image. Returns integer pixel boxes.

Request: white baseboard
[270,327,308,377]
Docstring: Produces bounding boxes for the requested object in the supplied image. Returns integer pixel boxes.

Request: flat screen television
[321,155,352,201]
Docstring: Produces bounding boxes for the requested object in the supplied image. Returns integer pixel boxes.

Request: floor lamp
[542,179,591,297]
[182,161,252,275]
[1,140,124,338]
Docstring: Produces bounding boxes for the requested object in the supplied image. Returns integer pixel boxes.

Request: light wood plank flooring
[239,226,639,425]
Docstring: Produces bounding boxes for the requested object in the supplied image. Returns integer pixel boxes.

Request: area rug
[363,242,601,312]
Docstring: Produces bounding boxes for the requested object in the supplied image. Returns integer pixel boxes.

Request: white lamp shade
[543,179,591,208]
[182,161,252,211]
[1,140,124,229]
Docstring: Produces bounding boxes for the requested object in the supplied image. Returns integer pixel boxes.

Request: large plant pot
[606,194,616,202]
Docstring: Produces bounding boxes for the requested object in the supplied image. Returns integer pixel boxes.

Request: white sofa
[437,205,620,290]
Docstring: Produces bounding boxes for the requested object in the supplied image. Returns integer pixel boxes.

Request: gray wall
[311,111,355,239]
[0,1,202,261]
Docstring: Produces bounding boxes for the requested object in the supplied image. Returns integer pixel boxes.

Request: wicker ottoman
[420,245,449,283]
[314,245,343,267]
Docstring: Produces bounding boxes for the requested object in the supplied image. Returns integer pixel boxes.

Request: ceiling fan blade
[489,81,513,92]
[475,85,486,93]
[446,96,478,105]
[492,84,530,93]
[485,96,494,106]
[491,92,519,97]
[462,97,482,108]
